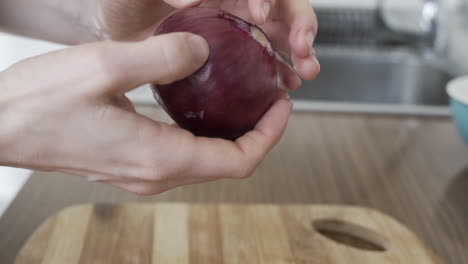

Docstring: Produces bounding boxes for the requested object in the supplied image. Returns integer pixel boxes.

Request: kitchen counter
[0,106,467,263]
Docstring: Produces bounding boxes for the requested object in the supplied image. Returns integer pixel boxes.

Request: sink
[290,47,456,116]
[126,46,457,116]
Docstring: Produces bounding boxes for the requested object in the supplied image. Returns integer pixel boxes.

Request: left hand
[92,0,320,87]
[0,34,292,195]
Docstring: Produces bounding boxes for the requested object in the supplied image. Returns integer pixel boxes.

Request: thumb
[104,32,209,92]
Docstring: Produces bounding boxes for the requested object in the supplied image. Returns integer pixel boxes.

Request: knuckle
[138,161,176,184]
[90,44,120,85]
[131,126,183,182]
[238,134,270,162]
[230,161,257,179]
[137,164,171,182]
[235,167,256,179]
[127,185,158,196]
[157,34,191,84]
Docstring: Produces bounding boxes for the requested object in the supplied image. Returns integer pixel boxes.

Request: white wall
[0,33,65,70]
[438,0,468,74]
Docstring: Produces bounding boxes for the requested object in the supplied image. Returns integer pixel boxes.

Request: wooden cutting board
[15,203,442,264]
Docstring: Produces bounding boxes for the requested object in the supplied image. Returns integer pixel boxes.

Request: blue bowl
[447,76,468,145]
[450,98,468,144]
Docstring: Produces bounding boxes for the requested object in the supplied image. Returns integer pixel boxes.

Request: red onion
[151,7,278,140]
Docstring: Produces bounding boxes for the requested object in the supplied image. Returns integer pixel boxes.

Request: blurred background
[2,1,468,263]
[1,0,467,215]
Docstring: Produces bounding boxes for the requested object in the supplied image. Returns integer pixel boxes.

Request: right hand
[90,0,318,88]
[0,33,292,195]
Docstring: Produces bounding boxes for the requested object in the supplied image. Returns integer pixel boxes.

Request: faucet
[435,0,468,74]
[312,0,468,73]
[377,0,439,48]
[312,0,441,48]
[377,0,468,74]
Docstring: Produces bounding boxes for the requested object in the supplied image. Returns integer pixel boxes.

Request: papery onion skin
[151,7,278,140]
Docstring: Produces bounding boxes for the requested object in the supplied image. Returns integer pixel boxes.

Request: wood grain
[188,204,223,263]
[153,204,189,263]
[15,203,442,264]
[1,106,467,263]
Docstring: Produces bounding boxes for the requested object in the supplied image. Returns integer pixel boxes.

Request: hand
[0,33,292,195]
[199,0,320,80]
[94,0,319,85]
[2,0,319,84]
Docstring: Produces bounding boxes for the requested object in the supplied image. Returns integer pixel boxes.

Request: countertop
[0,106,467,264]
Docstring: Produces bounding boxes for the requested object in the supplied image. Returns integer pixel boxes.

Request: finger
[248,0,274,25]
[11,163,121,182]
[283,0,318,58]
[276,89,290,100]
[104,176,217,196]
[276,54,301,90]
[56,164,179,195]
[163,0,203,8]
[49,167,130,182]
[94,32,209,93]
[292,52,320,80]
[183,97,292,180]
[279,0,319,79]
[106,180,170,196]
[235,98,292,164]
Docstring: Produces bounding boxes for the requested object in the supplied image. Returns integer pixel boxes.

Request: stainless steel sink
[290,47,456,116]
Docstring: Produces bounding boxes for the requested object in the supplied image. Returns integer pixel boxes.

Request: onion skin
[151,7,278,140]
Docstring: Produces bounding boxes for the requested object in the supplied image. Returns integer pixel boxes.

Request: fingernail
[294,75,302,89]
[293,62,298,73]
[306,31,315,56]
[262,2,271,23]
[278,90,290,100]
[314,56,321,72]
[187,34,210,65]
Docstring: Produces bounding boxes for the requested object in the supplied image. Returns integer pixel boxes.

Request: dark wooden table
[1,106,467,263]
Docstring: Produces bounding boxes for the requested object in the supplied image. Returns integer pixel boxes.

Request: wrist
[61,0,107,43]
[0,72,30,167]
[0,0,100,45]
[48,0,101,44]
